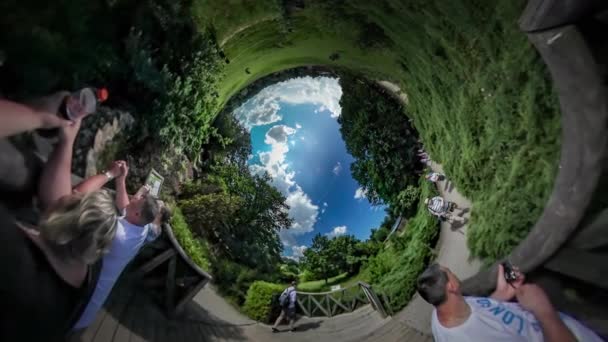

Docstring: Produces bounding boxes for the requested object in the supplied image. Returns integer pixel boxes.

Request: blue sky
[234,77,386,260]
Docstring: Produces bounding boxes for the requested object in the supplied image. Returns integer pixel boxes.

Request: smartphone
[501,261,518,284]
[144,169,164,197]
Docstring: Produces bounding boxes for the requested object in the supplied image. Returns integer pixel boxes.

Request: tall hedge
[243,281,285,323]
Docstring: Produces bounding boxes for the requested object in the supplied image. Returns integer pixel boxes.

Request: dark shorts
[284,306,296,319]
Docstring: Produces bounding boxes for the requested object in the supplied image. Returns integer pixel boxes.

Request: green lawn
[192,0,561,264]
[297,272,351,292]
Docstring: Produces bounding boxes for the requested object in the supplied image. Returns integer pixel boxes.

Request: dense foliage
[360,180,439,312]
[0,0,222,161]
[179,165,291,272]
[243,281,285,323]
[338,73,422,210]
[169,206,212,272]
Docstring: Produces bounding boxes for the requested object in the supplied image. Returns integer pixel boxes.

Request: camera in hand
[501,261,518,284]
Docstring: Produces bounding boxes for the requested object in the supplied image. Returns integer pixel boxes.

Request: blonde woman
[0,99,119,341]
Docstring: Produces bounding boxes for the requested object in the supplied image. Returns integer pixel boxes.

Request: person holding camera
[0,99,119,342]
[416,263,603,341]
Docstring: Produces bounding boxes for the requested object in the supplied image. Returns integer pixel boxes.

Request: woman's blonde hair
[39,189,119,264]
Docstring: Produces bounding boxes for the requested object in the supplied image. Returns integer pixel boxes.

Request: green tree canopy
[338,73,422,207]
[300,233,374,283]
[179,165,292,272]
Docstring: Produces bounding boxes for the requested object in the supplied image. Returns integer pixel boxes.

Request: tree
[300,234,367,282]
[179,165,292,272]
[300,234,336,284]
[338,73,422,208]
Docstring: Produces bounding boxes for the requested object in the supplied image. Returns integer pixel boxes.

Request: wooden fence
[135,224,213,317]
[296,281,388,318]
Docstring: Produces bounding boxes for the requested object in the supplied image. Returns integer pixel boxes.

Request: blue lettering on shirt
[490,305,505,316]
[473,298,528,336]
[476,298,492,308]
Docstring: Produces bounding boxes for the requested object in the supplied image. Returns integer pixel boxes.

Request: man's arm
[0,99,68,138]
[535,311,577,342]
[115,162,130,211]
[490,264,524,302]
[516,284,576,342]
[72,161,123,194]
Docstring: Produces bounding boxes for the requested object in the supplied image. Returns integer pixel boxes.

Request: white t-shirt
[431,296,603,342]
[73,218,149,329]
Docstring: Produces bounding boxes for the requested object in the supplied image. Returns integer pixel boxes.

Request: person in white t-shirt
[416,263,604,342]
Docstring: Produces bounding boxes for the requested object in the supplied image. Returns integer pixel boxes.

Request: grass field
[192,0,561,264]
[297,272,351,292]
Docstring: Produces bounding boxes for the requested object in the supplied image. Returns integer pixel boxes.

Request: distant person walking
[272,281,298,332]
[425,172,445,183]
[425,196,462,222]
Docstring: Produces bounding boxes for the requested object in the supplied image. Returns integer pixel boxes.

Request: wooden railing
[134,224,213,317]
[296,281,388,318]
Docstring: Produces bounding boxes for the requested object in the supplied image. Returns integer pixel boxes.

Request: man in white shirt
[70,161,168,329]
[416,263,603,341]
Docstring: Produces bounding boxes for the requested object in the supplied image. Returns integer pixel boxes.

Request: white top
[427,172,443,182]
[73,218,149,329]
[431,296,603,342]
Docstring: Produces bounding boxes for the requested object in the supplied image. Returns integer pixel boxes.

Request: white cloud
[285,189,319,234]
[287,245,308,261]
[234,76,343,129]
[234,76,342,251]
[332,162,342,176]
[251,124,319,246]
[354,187,368,200]
[323,202,328,207]
[265,125,296,145]
[327,225,348,238]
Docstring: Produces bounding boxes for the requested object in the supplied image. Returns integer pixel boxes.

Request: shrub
[212,259,269,306]
[169,206,212,272]
[360,180,439,312]
[243,281,285,323]
[299,270,316,282]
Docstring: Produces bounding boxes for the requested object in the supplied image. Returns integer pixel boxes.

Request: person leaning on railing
[0,99,119,342]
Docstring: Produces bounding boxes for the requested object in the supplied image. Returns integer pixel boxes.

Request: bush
[212,259,269,306]
[243,281,285,323]
[361,179,439,312]
[169,206,212,272]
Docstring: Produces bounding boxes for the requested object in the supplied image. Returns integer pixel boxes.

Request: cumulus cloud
[323,202,328,207]
[327,226,348,238]
[250,124,319,246]
[287,245,308,261]
[234,76,342,129]
[332,162,342,176]
[285,189,319,235]
[265,125,296,145]
[354,187,368,200]
[234,76,343,250]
